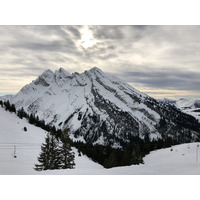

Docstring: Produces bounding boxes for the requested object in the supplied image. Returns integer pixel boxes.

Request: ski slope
[1,106,200,175]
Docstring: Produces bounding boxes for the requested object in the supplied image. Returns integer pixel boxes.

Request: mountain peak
[41,69,54,76]
[34,69,54,86]
[89,67,103,73]
[55,67,71,77]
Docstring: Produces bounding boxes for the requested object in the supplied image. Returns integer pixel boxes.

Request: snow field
[1,106,200,175]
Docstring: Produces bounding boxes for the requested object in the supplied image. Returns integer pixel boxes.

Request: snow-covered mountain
[159,98,200,121]
[176,98,200,110]
[5,67,200,146]
[159,98,200,110]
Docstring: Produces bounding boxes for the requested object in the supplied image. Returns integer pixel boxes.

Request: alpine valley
[3,67,200,149]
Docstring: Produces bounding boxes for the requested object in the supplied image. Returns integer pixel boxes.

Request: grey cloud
[64,25,82,38]
[10,40,76,52]
[90,25,158,43]
[133,25,148,30]
[108,45,115,50]
[0,65,45,77]
[26,25,81,41]
[0,26,85,76]
[118,69,200,91]
[0,26,80,53]
[89,25,125,40]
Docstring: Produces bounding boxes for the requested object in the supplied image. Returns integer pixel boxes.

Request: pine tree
[0,100,3,107]
[49,133,62,170]
[34,133,51,171]
[40,119,46,130]
[34,132,62,171]
[29,113,35,124]
[10,104,16,113]
[59,140,75,169]
[17,107,26,119]
[4,100,11,111]
[59,129,75,169]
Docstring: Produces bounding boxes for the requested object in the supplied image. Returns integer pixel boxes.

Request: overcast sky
[0,25,200,99]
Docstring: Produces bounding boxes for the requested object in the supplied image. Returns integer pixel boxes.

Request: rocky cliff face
[9,67,200,147]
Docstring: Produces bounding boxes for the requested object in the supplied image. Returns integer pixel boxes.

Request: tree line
[0,100,16,113]
[73,134,179,168]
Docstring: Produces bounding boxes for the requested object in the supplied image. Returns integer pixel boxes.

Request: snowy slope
[0,107,46,174]
[39,142,200,175]
[1,107,200,175]
[0,107,103,175]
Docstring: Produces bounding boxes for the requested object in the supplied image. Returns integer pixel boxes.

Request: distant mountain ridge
[3,67,200,147]
[158,98,200,121]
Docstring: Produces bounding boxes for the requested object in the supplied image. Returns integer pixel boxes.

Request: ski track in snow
[1,107,200,175]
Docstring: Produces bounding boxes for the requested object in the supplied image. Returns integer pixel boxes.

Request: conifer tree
[17,107,26,119]
[29,113,35,124]
[59,129,75,169]
[40,119,46,130]
[34,133,51,171]
[35,130,75,171]
[4,100,11,111]
[34,132,62,171]
[11,104,16,113]
[49,133,62,169]
[59,140,75,169]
